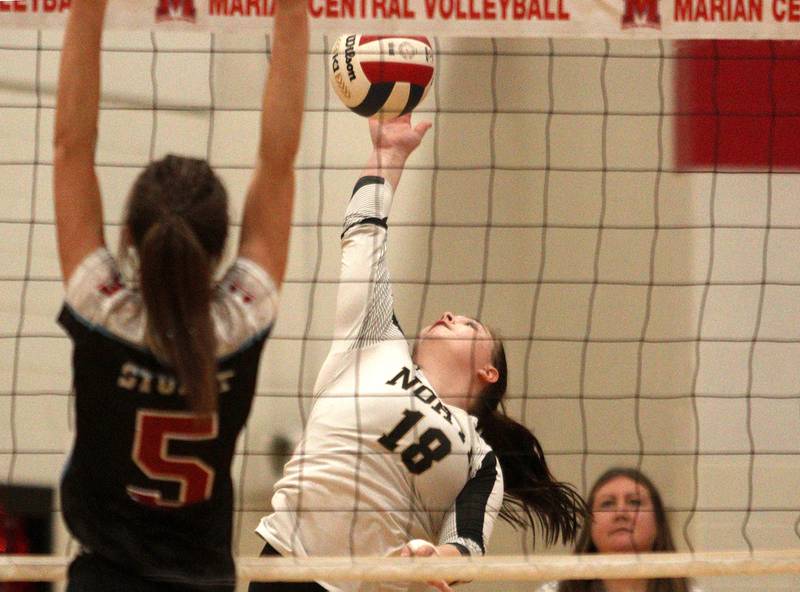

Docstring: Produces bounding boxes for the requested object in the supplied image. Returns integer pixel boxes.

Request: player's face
[416,312,496,384]
[590,476,658,553]
[420,312,493,352]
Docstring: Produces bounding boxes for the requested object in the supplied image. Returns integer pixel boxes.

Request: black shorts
[247,544,326,592]
[67,552,234,592]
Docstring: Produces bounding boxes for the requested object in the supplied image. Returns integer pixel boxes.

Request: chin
[599,545,636,554]
[600,537,639,554]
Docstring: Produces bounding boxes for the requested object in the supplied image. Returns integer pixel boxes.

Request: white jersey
[256,177,504,592]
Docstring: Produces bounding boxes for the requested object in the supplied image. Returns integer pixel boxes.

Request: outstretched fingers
[399,540,455,592]
[414,120,433,137]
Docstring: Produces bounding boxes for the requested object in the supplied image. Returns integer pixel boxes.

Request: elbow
[53,137,97,169]
[258,142,300,173]
[53,125,98,159]
[257,156,297,184]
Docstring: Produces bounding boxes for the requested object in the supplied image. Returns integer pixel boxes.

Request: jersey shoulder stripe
[60,247,278,358]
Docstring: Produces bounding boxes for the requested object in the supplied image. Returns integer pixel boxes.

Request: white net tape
[3,551,800,583]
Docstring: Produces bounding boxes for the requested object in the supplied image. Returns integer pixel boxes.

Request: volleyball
[329,34,434,119]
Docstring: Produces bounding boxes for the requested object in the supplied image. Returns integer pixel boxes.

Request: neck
[416,358,474,412]
[603,579,648,592]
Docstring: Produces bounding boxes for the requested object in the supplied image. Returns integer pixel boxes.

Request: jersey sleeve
[436,440,504,556]
[63,247,125,328]
[329,176,405,354]
[61,248,279,358]
[214,257,280,357]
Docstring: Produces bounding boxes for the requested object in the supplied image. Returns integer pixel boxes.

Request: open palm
[369,113,432,157]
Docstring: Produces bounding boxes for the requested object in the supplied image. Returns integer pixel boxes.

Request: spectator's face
[590,476,658,553]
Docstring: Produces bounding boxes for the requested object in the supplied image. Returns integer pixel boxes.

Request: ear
[477,365,499,385]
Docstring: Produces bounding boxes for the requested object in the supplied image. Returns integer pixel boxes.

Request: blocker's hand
[399,539,455,592]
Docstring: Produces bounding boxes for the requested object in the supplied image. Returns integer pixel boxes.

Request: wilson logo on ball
[329,34,434,118]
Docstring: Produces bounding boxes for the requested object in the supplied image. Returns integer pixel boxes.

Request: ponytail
[127,155,227,415]
[139,216,218,414]
[475,337,586,546]
[477,409,585,545]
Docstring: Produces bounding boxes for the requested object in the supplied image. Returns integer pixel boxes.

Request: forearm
[258,1,308,168]
[238,0,308,283]
[439,451,503,556]
[54,0,106,153]
[362,147,409,193]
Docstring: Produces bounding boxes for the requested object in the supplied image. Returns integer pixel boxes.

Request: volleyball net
[1,2,800,591]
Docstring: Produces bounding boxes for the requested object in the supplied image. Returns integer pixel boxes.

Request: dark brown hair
[126,154,228,414]
[557,467,691,592]
[474,334,586,546]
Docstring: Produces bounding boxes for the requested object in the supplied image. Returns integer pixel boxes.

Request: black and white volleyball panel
[329,34,435,118]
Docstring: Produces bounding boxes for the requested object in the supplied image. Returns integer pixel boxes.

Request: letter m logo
[621,0,661,28]
[156,0,197,22]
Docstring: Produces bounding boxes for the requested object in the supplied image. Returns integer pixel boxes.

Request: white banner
[1,0,799,37]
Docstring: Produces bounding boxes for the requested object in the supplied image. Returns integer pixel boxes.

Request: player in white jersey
[254,115,585,592]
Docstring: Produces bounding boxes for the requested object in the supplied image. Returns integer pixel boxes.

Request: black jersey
[58,248,279,590]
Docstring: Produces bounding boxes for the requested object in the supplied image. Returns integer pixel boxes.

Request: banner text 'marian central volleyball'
[1,0,799,37]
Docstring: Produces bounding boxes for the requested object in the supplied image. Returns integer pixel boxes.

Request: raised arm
[327,115,431,354]
[53,0,108,284]
[237,0,309,287]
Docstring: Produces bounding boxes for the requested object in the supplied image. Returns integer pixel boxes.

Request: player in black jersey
[53,0,308,590]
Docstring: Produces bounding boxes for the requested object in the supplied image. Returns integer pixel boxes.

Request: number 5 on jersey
[378,409,451,475]
[127,410,218,508]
